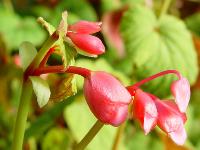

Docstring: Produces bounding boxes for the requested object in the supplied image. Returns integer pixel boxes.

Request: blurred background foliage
[0,0,200,149]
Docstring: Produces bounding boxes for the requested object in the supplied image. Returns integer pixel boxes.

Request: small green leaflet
[30,76,51,108]
[38,11,77,68]
[120,4,198,97]
[50,74,77,102]
[19,41,37,71]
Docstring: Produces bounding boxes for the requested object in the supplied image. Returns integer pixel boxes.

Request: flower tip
[168,125,187,145]
[171,77,191,113]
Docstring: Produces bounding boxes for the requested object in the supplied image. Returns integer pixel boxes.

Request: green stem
[12,30,58,150]
[159,0,172,20]
[74,120,104,150]
[112,123,126,150]
[11,80,33,150]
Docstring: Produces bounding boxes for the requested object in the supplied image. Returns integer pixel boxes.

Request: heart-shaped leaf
[120,5,198,97]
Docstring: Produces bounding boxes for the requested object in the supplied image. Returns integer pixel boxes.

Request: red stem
[39,46,56,67]
[127,70,181,93]
[33,65,91,78]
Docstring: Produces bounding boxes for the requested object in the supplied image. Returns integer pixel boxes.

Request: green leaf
[64,97,125,150]
[0,9,46,51]
[30,76,50,108]
[37,17,56,35]
[50,74,77,102]
[120,5,198,97]
[42,127,73,150]
[19,41,37,71]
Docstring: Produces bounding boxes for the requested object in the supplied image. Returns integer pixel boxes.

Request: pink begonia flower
[155,100,187,145]
[67,21,105,55]
[133,89,158,134]
[171,77,190,113]
[127,70,190,145]
[68,21,102,34]
[84,71,132,126]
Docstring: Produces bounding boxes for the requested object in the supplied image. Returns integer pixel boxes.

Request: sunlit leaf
[30,76,50,107]
[120,4,198,97]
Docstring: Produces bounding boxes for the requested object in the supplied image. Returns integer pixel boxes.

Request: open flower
[127,70,190,145]
[155,99,187,145]
[67,21,105,56]
[84,71,132,126]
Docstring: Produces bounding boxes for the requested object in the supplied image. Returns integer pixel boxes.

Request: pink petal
[168,123,187,145]
[171,77,191,112]
[133,89,158,134]
[68,21,101,34]
[68,33,105,55]
[155,100,187,145]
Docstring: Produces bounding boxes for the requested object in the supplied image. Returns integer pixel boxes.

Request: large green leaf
[120,5,198,97]
[64,96,125,150]
[0,9,45,51]
[19,41,37,71]
[30,76,51,108]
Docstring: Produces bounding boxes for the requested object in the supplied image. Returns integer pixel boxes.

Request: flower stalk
[74,120,104,150]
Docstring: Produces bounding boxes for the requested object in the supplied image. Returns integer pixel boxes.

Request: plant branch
[74,120,104,150]
[11,80,33,150]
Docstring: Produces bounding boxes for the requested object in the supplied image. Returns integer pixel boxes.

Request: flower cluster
[34,20,191,146]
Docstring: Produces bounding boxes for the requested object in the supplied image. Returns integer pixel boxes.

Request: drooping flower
[67,21,105,56]
[84,71,132,126]
[171,76,190,113]
[155,99,187,145]
[127,70,190,145]
[133,89,157,134]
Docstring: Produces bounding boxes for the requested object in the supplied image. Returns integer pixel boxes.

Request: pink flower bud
[68,21,102,34]
[155,100,187,145]
[171,77,190,112]
[68,33,105,55]
[133,89,158,134]
[84,71,132,126]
